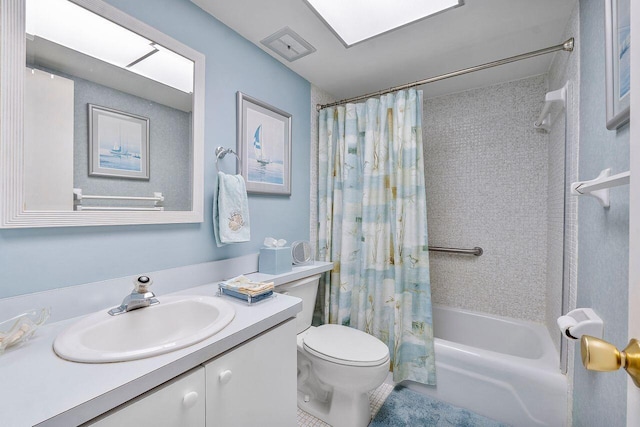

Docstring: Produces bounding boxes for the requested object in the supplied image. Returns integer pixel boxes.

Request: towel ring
[215,147,240,172]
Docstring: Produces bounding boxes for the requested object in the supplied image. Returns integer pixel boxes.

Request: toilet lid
[303,324,390,367]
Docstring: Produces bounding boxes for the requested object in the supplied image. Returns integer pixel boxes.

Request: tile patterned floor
[297,382,394,427]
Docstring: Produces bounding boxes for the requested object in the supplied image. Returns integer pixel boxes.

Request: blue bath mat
[369,385,508,427]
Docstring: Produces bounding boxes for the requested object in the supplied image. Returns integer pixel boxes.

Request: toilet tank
[276,274,321,334]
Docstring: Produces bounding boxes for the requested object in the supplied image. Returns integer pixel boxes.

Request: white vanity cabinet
[0,259,329,426]
[204,318,297,427]
[85,367,206,427]
[83,319,297,427]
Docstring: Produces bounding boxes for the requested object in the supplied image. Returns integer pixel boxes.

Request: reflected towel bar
[428,246,483,256]
[73,189,164,202]
[75,206,164,211]
[73,188,164,211]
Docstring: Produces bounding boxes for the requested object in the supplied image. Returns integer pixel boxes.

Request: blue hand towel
[213,172,250,247]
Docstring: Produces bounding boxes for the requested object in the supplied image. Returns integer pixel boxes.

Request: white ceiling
[191,0,576,101]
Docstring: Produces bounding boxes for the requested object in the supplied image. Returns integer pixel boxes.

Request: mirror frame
[0,0,204,228]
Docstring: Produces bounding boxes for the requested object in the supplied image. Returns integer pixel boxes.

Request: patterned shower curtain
[317,89,436,385]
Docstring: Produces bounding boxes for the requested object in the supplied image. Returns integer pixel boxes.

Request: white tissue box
[259,247,292,274]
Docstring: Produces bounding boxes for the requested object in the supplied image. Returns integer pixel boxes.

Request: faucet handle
[133,275,153,293]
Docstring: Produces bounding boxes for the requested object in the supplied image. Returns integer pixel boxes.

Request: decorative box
[218,283,274,305]
[259,247,292,274]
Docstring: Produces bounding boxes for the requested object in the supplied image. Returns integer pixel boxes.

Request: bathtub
[400,305,567,427]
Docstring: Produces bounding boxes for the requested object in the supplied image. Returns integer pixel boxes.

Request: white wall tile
[423,75,549,322]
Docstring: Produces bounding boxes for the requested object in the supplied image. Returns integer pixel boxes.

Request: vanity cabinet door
[84,367,205,427]
[204,319,297,427]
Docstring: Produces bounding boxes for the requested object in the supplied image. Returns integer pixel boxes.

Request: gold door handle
[581,335,640,387]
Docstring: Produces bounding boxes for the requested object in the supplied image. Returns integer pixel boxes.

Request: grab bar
[428,246,483,256]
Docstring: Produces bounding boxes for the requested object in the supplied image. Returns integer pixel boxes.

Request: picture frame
[236,92,291,195]
[88,104,150,179]
[605,0,630,130]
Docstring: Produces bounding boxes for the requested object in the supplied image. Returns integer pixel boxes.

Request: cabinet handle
[219,369,233,384]
[182,391,199,408]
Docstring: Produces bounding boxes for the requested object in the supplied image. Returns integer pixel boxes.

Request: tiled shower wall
[423,76,550,322]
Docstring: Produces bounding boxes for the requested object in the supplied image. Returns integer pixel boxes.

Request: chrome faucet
[108,276,159,316]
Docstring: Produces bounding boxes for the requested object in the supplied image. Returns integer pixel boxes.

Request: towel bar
[571,168,630,208]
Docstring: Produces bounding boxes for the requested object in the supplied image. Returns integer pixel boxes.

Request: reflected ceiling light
[128,44,195,94]
[305,0,463,47]
[26,0,154,69]
[26,0,193,93]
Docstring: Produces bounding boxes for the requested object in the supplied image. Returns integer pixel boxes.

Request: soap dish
[217,283,274,305]
[0,308,50,355]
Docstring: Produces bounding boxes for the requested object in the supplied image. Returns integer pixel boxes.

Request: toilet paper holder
[557,308,603,340]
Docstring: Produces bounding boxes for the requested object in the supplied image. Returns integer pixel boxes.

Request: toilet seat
[303,324,389,367]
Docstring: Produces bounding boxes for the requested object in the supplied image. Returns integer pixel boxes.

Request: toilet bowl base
[297,387,371,427]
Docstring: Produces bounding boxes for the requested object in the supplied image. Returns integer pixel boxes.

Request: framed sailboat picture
[604,0,630,130]
[88,104,150,179]
[236,92,291,195]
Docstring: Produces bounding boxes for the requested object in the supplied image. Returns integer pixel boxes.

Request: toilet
[277,274,390,427]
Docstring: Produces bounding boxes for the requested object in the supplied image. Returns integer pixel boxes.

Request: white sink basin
[53,295,235,363]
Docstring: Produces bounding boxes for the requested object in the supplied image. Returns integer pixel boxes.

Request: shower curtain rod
[316,38,574,110]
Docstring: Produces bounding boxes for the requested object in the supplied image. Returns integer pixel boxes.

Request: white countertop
[0,260,333,427]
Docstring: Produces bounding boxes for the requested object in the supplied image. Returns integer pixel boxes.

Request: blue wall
[573,0,629,425]
[0,0,311,298]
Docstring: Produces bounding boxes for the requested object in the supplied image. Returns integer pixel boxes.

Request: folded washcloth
[221,275,274,296]
[213,172,250,247]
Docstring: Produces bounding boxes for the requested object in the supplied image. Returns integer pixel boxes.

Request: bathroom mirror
[0,0,204,228]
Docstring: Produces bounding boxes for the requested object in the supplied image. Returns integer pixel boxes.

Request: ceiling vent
[261,27,316,62]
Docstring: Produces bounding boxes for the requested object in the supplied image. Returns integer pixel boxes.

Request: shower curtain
[317,89,436,385]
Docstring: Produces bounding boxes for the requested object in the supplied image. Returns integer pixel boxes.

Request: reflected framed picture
[88,104,150,179]
[605,0,630,130]
[236,92,291,195]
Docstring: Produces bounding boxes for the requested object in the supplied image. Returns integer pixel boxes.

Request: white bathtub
[400,305,567,427]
